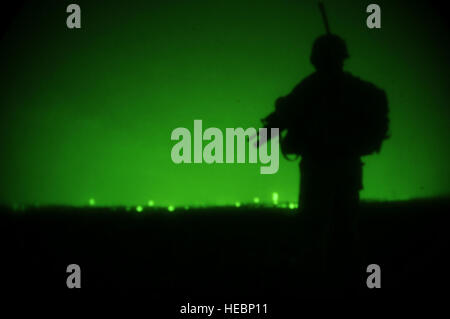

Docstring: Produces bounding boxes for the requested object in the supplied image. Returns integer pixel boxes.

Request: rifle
[249,100,284,149]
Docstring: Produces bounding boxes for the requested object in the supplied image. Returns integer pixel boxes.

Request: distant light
[168,205,175,212]
[288,202,296,210]
[148,200,155,207]
[253,197,260,204]
[136,205,143,213]
[272,192,279,205]
[89,198,96,206]
[235,202,241,208]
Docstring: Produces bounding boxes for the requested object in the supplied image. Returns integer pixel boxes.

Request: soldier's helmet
[310,34,349,70]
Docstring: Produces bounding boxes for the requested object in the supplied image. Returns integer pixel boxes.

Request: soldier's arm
[257,77,310,145]
[273,80,307,125]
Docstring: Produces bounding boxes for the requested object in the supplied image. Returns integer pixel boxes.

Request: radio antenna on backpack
[318,2,331,34]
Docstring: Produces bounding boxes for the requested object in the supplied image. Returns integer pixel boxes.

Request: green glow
[89,198,96,206]
[253,197,260,204]
[0,1,449,207]
[168,205,175,212]
[136,205,143,213]
[148,200,155,207]
[235,202,241,208]
[272,192,279,205]
[288,202,296,210]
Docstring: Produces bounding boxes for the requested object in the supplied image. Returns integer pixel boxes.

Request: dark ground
[1,199,449,308]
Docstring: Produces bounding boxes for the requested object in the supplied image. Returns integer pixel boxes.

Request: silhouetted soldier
[260,33,389,294]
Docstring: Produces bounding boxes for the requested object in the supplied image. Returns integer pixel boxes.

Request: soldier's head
[310,34,349,72]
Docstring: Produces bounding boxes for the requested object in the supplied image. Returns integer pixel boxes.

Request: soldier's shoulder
[344,72,385,93]
[292,73,320,91]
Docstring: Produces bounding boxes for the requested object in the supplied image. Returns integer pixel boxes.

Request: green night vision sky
[0,0,449,207]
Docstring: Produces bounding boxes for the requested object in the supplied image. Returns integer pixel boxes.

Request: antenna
[318,2,331,34]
